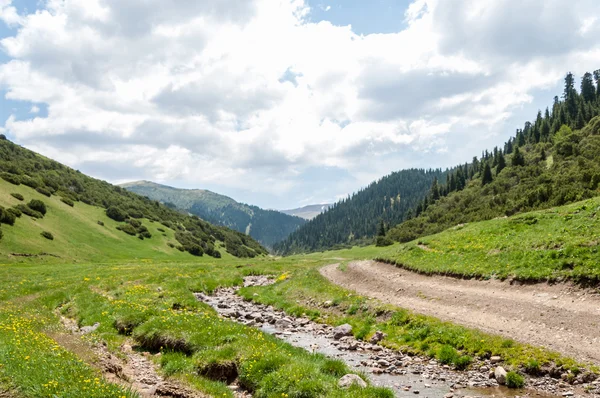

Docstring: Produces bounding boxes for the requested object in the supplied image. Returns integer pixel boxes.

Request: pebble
[195,276,600,398]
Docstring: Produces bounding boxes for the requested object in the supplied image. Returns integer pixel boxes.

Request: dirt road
[321,261,600,365]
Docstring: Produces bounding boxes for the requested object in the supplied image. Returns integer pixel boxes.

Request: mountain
[0,138,268,262]
[273,168,445,254]
[281,204,332,220]
[388,70,600,244]
[121,181,306,248]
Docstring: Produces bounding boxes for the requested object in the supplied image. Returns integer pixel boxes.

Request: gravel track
[320,261,600,365]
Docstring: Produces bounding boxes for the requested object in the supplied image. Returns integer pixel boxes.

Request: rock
[338,374,367,389]
[494,367,507,385]
[490,356,502,364]
[275,318,292,329]
[333,324,353,340]
[369,330,386,344]
[377,359,390,367]
[80,322,100,334]
[562,392,574,397]
[323,300,334,307]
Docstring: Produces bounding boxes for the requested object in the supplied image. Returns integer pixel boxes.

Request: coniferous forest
[276,70,600,254]
[273,168,445,254]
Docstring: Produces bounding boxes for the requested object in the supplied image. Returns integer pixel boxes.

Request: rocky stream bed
[196,276,600,398]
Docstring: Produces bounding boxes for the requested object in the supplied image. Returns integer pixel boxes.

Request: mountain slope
[273,168,445,254]
[121,181,306,248]
[281,204,332,220]
[0,138,267,261]
[388,70,600,244]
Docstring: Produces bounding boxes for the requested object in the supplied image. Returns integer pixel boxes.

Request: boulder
[494,366,507,385]
[333,324,353,340]
[369,330,386,344]
[275,318,292,329]
[338,374,367,389]
[490,356,502,364]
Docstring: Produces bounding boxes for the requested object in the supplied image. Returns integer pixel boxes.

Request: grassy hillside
[122,181,306,248]
[380,196,600,283]
[0,138,267,260]
[389,71,600,244]
[0,179,232,263]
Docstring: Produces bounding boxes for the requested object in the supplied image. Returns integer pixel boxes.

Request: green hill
[0,138,268,262]
[273,168,446,254]
[379,196,600,284]
[388,71,600,244]
[121,181,306,248]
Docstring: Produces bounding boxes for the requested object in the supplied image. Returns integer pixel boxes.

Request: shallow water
[199,282,561,398]
[260,324,552,398]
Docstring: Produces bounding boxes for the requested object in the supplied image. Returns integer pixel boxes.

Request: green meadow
[378,196,600,283]
[2,185,600,397]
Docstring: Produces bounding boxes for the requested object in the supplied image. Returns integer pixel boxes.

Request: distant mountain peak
[281,204,332,220]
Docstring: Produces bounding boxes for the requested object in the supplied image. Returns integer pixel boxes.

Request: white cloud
[0,0,22,27]
[1,0,600,208]
[29,105,39,114]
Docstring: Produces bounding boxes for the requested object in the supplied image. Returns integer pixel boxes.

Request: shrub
[8,207,21,218]
[117,224,137,236]
[16,204,43,219]
[139,230,152,239]
[128,219,142,228]
[60,197,74,207]
[157,228,165,233]
[35,186,52,197]
[128,209,144,219]
[28,199,47,215]
[0,208,16,226]
[41,231,54,240]
[97,220,104,226]
[506,371,525,388]
[375,236,394,247]
[167,242,175,248]
[106,206,127,222]
[185,244,204,256]
[10,193,24,201]
[1,172,21,185]
[21,176,39,189]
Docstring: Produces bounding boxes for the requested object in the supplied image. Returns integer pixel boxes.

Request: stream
[196,276,568,398]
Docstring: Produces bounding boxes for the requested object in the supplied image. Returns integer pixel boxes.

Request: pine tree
[430,177,440,201]
[581,72,596,103]
[481,163,493,186]
[496,152,506,174]
[512,146,525,167]
[377,220,386,237]
[540,148,546,161]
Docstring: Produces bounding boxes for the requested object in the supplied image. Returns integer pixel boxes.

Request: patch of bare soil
[321,261,600,365]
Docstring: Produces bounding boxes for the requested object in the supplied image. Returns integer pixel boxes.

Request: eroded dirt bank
[320,261,600,365]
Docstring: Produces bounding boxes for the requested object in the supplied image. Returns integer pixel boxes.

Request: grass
[0,254,396,397]
[238,254,595,375]
[378,196,600,283]
[2,180,600,396]
[0,179,215,264]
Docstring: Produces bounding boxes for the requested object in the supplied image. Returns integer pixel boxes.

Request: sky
[1,1,600,210]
